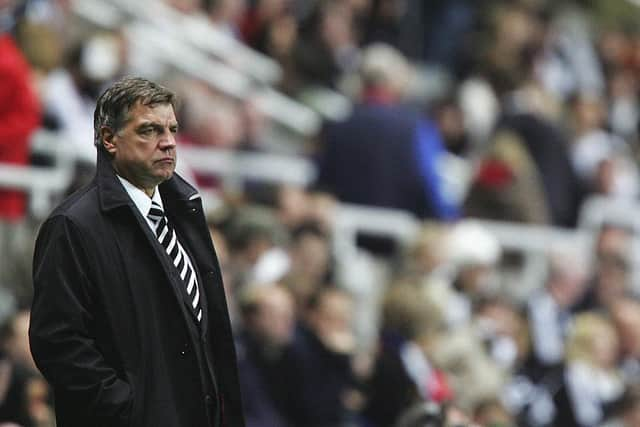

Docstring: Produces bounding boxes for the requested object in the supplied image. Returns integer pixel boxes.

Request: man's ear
[100,127,117,155]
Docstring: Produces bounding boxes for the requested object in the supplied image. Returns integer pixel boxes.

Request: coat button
[180,343,189,356]
[204,394,214,406]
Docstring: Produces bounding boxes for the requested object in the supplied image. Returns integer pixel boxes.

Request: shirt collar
[116,175,163,217]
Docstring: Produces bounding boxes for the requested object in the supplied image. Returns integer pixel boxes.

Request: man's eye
[140,128,155,136]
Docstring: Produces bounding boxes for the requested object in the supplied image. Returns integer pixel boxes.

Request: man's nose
[159,128,177,149]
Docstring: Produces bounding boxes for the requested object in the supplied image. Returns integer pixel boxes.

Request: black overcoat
[29,149,245,427]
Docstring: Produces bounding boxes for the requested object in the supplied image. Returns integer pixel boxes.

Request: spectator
[472,398,514,427]
[283,222,334,312]
[316,43,459,220]
[609,297,640,385]
[576,224,633,312]
[568,92,638,199]
[600,384,640,427]
[42,33,125,164]
[0,312,53,427]
[0,2,41,301]
[552,312,624,427]
[365,281,451,427]
[292,0,359,90]
[464,129,550,223]
[442,221,502,327]
[287,287,361,427]
[236,284,297,427]
[527,251,589,370]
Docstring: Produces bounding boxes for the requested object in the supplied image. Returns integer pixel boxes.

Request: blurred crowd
[3,0,640,426]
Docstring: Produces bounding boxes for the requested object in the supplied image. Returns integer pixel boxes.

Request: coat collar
[96,147,199,213]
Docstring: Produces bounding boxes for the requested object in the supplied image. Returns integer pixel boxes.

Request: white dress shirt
[116,175,163,232]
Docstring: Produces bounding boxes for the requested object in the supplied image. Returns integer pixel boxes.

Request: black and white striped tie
[148,201,203,322]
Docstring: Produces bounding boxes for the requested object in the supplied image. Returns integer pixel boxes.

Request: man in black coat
[29,77,245,427]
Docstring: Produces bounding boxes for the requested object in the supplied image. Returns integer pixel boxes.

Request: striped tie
[148,201,203,322]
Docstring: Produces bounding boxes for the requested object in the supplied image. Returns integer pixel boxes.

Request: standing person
[0,0,41,304]
[29,77,245,427]
[316,43,458,220]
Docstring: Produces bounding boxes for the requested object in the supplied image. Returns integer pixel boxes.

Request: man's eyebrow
[136,121,179,129]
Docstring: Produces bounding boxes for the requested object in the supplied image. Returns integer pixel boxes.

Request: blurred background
[3,0,640,426]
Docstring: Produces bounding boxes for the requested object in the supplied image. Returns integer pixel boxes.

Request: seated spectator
[283,221,333,311]
[236,284,297,427]
[0,311,53,427]
[576,224,633,312]
[442,221,502,327]
[527,251,589,370]
[608,297,640,385]
[472,398,515,427]
[365,282,451,427]
[568,92,638,199]
[552,312,624,427]
[600,384,640,427]
[287,287,362,427]
[464,130,550,223]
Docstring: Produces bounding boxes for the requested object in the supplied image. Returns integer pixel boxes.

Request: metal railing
[71,0,322,136]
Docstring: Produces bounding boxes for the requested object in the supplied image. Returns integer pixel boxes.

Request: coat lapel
[96,148,202,330]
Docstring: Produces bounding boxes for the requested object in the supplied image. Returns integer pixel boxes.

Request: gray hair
[93,77,177,147]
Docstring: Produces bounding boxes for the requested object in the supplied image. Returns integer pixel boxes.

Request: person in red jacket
[0,30,41,220]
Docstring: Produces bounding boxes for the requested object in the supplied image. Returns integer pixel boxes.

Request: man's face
[105,102,178,192]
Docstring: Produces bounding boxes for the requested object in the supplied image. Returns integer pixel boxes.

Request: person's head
[305,287,352,336]
[1,310,35,371]
[359,43,411,101]
[446,222,501,296]
[382,281,445,343]
[571,92,606,134]
[609,297,640,358]
[474,297,530,369]
[94,77,178,195]
[290,221,331,283]
[566,312,619,370]
[546,250,588,309]
[405,223,448,277]
[473,398,514,427]
[593,225,631,307]
[240,284,295,348]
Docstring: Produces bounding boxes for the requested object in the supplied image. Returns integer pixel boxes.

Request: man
[316,43,458,221]
[29,77,244,427]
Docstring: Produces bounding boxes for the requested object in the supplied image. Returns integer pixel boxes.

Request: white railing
[179,145,317,190]
[70,0,322,137]
[331,203,594,301]
[6,132,636,300]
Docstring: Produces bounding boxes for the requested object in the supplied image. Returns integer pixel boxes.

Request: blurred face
[253,287,295,347]
[624,403,640,427]
[592,325,619,369]
[308,291,354,354]
[7,311,36,371]
[277,186,310,228]
[103,102,178,195]
[548,269,587,308]
[293,233,329,281]
[611,300,640,357]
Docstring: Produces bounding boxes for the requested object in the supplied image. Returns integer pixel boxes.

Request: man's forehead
[128,102,177,123]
